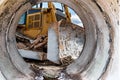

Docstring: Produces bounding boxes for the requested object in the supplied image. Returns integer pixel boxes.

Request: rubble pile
[16,34,48,52]
[16,20,85,66]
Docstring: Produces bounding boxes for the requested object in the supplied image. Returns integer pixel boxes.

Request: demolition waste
[16,20,85,79]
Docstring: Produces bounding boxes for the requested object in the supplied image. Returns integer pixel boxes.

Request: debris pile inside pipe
[16,20,84,79]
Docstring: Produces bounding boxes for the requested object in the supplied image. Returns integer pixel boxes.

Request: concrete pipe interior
[0,0,118,80]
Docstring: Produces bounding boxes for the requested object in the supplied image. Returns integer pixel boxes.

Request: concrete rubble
[17,20,84,65]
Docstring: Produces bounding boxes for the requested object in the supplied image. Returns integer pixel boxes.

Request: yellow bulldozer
[16,2,84,64]
[17,2,71,39]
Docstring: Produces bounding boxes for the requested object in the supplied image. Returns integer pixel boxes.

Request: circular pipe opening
[0,0,112,79]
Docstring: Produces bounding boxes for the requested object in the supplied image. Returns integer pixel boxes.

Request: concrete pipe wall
[0,0,119,80]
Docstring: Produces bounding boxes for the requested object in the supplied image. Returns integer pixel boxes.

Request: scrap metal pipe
[0,0,119,80]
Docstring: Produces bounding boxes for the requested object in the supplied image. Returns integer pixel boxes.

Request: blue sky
[33,2,83,27]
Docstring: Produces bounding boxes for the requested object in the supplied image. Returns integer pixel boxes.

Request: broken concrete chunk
[18,49,47,60]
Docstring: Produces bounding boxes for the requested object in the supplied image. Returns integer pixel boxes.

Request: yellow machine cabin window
[27,12,42,29]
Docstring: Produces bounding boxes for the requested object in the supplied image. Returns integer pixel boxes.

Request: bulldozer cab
[18,2,71,39]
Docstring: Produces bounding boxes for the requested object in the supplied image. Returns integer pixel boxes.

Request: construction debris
[60,56,74,66]
[16,34,47,51]
[31,64,64,78]
[18,49,47,60]
[59,20,85,59]
[15,20,85,80]
[31,64,73,79]
[47,20,85,64]
[16,20,85,65]
[30,35,48,51]
[17,42,27,49]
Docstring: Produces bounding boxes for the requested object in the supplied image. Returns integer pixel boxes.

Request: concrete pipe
[0,0,119,80]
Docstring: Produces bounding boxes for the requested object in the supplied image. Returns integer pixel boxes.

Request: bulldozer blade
[47,22,60,64]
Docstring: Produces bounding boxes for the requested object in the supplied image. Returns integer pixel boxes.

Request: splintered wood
[30,35,47,51]
[16,34,47,60]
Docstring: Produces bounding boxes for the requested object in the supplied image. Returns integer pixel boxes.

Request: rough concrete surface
[0,0,119,80]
